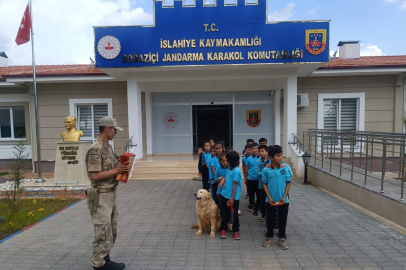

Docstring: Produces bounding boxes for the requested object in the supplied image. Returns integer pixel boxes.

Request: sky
[0,0,405,66]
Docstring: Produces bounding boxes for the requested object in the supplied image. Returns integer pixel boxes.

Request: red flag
[15,3,31,45]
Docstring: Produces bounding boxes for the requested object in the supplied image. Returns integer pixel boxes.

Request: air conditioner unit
[297,94,309,108]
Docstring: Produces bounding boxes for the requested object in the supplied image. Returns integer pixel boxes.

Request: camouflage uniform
[86,137,119,268]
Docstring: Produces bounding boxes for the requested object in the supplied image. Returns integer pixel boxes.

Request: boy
[218,151,242,240]
[211,142,224,204]
[244,143,260,213]
[259,138,268,146]
[262,145,291,250]
[255,144,269,220]
[242,138,255,156]
[242,144,252,200]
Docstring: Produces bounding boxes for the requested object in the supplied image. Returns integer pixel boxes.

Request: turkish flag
[15,3,31,45]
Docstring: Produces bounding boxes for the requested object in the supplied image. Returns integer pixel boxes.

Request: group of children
[197,138,292,249]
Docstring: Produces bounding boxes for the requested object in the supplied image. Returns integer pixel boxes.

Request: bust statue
[60,116,84,142]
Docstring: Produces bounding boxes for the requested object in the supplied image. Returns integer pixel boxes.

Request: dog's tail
[191,224,199,229]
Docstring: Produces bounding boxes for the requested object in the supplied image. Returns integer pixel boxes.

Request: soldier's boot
[104,255,125,269]
[93,256,125,270]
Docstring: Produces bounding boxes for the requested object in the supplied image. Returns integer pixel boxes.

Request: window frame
[0,106,27,141]
[317,93,365,132]
[69,98,113,145]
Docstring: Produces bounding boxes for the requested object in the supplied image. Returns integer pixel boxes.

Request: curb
[0,196,86,244]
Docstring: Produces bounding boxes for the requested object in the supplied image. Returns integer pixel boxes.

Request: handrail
[299,129,405,201]
[124,136,137,153]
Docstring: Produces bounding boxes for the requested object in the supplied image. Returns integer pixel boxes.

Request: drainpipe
[15,83,36,172]
[404,76,406,133]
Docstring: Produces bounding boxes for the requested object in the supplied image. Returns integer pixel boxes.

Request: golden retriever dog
[192,189,221,238]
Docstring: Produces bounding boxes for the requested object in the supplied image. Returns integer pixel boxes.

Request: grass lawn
[0,196,81,241]
[0,172,9,177]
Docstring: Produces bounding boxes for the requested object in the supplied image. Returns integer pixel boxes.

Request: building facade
[0,0,406,173]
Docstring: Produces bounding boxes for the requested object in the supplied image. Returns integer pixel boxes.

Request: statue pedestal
[54,141,91,186]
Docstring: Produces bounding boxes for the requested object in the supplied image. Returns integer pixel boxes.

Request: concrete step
[130,172,197,180]
[132,166,197,173]
[135,161,197,168]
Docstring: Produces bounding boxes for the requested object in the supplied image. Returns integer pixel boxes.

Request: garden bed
[0,196,83,242]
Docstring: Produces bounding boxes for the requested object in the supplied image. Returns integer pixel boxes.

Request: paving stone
[1,179,406,270]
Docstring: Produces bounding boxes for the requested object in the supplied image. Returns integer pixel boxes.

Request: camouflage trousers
[87,188,117,267]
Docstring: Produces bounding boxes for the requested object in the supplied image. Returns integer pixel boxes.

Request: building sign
[247,110,261,128]
[163,112,180,128]
[94,1,329,68]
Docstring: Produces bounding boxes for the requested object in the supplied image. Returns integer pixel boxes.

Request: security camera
[269,90,275,96]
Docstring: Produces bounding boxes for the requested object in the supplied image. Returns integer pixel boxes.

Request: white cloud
[360,45,383,56]
[268,3,296,22]
[401,1,406,8]
[307,6,319,14]
[0,0,153,65]
[382,0,400,2]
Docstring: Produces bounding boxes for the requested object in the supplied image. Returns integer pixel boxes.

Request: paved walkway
[1,179,406,270]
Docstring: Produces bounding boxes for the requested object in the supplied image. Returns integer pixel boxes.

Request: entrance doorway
[193,105,233,152]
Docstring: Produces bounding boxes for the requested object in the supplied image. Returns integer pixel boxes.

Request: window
[323,99,357,131]
[318,93,365,147]
[224,0,237,5]
[77,104,108,140]
[204,0,216,6]
[69,98,113,143]
[0,107,26,140]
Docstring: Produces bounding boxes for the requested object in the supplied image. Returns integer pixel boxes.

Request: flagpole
[29,0,44,183]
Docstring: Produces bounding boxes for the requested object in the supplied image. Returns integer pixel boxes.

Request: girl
[209,138,215,148]
[215,153,229,208]
[218,151,242,240]
[208,146,216,193]
[198,142,211,191]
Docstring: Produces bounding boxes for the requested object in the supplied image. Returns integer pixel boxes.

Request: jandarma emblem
[305,29,327,55]
[246,110,261,128]
[163,112,180,128]
[97,35,121,60]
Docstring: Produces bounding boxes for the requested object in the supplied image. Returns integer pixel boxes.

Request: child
[199,142,211,191]
[259,138,268,146]
[215,153,229,208]
[242,144,252,200]
[209,138,215,148]
[262,146,291,250]
[197,147,203,155]
[210,142,224,204]
[242,138,254,156]
[225,146,233,153]
[244,143,260,213]
[208,146,216,193]
[255,144,269,221]
[218,151,242,240]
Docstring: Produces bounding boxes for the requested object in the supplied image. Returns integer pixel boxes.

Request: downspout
[404,76,406,133]
[15,83,36,172]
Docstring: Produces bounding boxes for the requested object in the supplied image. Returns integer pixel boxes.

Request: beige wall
[35,82,129,160]
[297,75,397,133]
[280,75,399,143]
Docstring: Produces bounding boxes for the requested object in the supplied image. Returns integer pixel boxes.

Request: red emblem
[247,110,261,128]
[163,112,180,128]
[305,29,327,55]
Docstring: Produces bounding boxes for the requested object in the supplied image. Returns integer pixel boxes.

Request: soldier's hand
[116,161,132,174]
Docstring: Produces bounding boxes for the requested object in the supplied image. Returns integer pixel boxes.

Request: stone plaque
[54,141,91,186]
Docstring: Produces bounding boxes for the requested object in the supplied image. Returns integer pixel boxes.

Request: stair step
[130,172,197,180]
[132,167,197,173]
[134,161,197,168]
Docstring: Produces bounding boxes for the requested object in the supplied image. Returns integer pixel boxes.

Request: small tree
[9,141,28,212]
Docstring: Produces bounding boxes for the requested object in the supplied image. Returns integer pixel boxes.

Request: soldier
[85,117,132,270]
